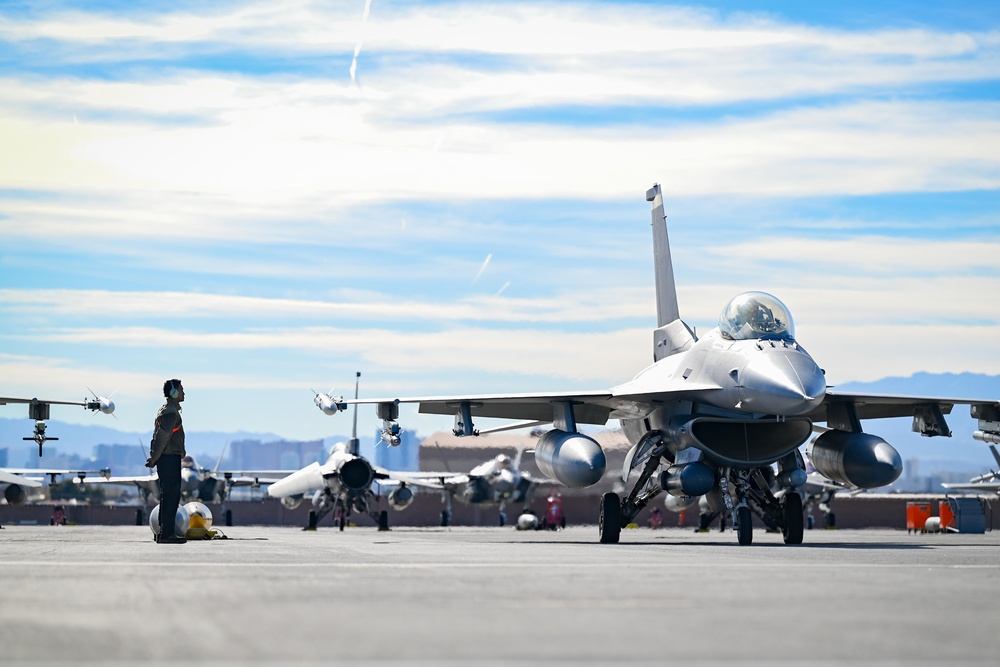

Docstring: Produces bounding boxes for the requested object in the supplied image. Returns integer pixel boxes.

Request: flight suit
[149,401,186,540]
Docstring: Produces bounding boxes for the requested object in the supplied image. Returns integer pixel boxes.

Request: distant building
[93,443,147,475]
[226,439,326,470]
[359,428,419,472]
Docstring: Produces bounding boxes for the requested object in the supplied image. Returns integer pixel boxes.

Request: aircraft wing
[202,469,295,486]
[390,471,470,491]
[804,391,999,433]
[812,389,992,419]
[351,390,615,424]
[0,396,90,407]
[941,482,1000,493]
[348,384,722,426]
[84,473,158,485]
[222,473,290,487]
[0,469,43,487]
[2,468,112,485]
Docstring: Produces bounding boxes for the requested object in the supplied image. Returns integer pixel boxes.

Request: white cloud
[1,1,998,441]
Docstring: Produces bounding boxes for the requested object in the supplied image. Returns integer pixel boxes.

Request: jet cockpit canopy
[719,291,795,341]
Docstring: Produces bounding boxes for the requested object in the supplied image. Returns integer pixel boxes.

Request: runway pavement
[1,524,999,666]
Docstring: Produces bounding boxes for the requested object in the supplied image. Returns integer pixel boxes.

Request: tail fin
[647,184,696,361]
[348,372,361,456]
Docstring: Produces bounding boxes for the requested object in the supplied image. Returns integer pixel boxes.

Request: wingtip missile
[312,389,346,416]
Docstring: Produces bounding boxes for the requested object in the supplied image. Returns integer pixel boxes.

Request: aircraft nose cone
[740,351,827,415]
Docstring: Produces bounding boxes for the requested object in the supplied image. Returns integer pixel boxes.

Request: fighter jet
[1,467,111,527]
[268,373,411,531]
[941,444,1000,495]
[0,392,116,456]
[318,184,1000,546]
[83,451,288,524]
[395,447,552,526]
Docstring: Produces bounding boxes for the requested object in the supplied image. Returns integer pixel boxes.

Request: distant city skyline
[1,1,998,441]
[4,368,1000,474]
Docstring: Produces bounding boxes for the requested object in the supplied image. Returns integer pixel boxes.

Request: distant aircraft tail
[647,184,696,361]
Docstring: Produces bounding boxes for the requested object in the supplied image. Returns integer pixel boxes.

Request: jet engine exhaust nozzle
[338,457,375,492]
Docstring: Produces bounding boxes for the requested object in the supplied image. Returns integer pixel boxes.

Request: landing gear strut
[600,436,670,544]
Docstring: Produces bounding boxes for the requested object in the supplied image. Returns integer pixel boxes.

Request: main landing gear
[600,452,806,546]
[599,493,621,544]
[304,490,389,531]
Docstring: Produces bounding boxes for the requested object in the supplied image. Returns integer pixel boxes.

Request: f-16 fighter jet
[315,184,1000,545]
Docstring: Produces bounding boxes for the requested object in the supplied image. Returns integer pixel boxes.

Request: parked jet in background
[1,466,110,527]
[318,184,1000,546]
[0,392,115,456]
[270,373,412,531]
[397,448,553,526]
[84,451,287,524]
[942,444,1000,495]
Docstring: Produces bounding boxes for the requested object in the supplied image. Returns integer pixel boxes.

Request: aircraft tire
[736,506,753,546]
[338,514,346,531]
[599,493,621,544]
[378,510,389,531]
[781,493,804,545]
[225,509,233,527]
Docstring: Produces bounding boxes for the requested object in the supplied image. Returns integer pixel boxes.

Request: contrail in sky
[472,253,492,285]
[350,0,374,83]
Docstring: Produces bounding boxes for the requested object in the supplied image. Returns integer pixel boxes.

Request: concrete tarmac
[1,524,999,666]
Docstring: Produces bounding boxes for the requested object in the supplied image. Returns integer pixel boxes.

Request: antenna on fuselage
[348,371,361,456]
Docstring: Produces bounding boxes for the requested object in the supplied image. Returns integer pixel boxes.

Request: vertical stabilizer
[646,184,679,327]
[646,184,696,361]
[348,371,361,456]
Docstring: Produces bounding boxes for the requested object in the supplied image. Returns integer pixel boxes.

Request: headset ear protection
[169,380,181,399]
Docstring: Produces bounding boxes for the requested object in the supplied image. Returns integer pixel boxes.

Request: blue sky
[1,0,998,441]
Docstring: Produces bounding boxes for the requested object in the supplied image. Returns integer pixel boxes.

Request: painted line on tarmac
[2,560,999,570]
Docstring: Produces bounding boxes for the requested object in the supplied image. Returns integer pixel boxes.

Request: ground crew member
[146,379,187,544]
